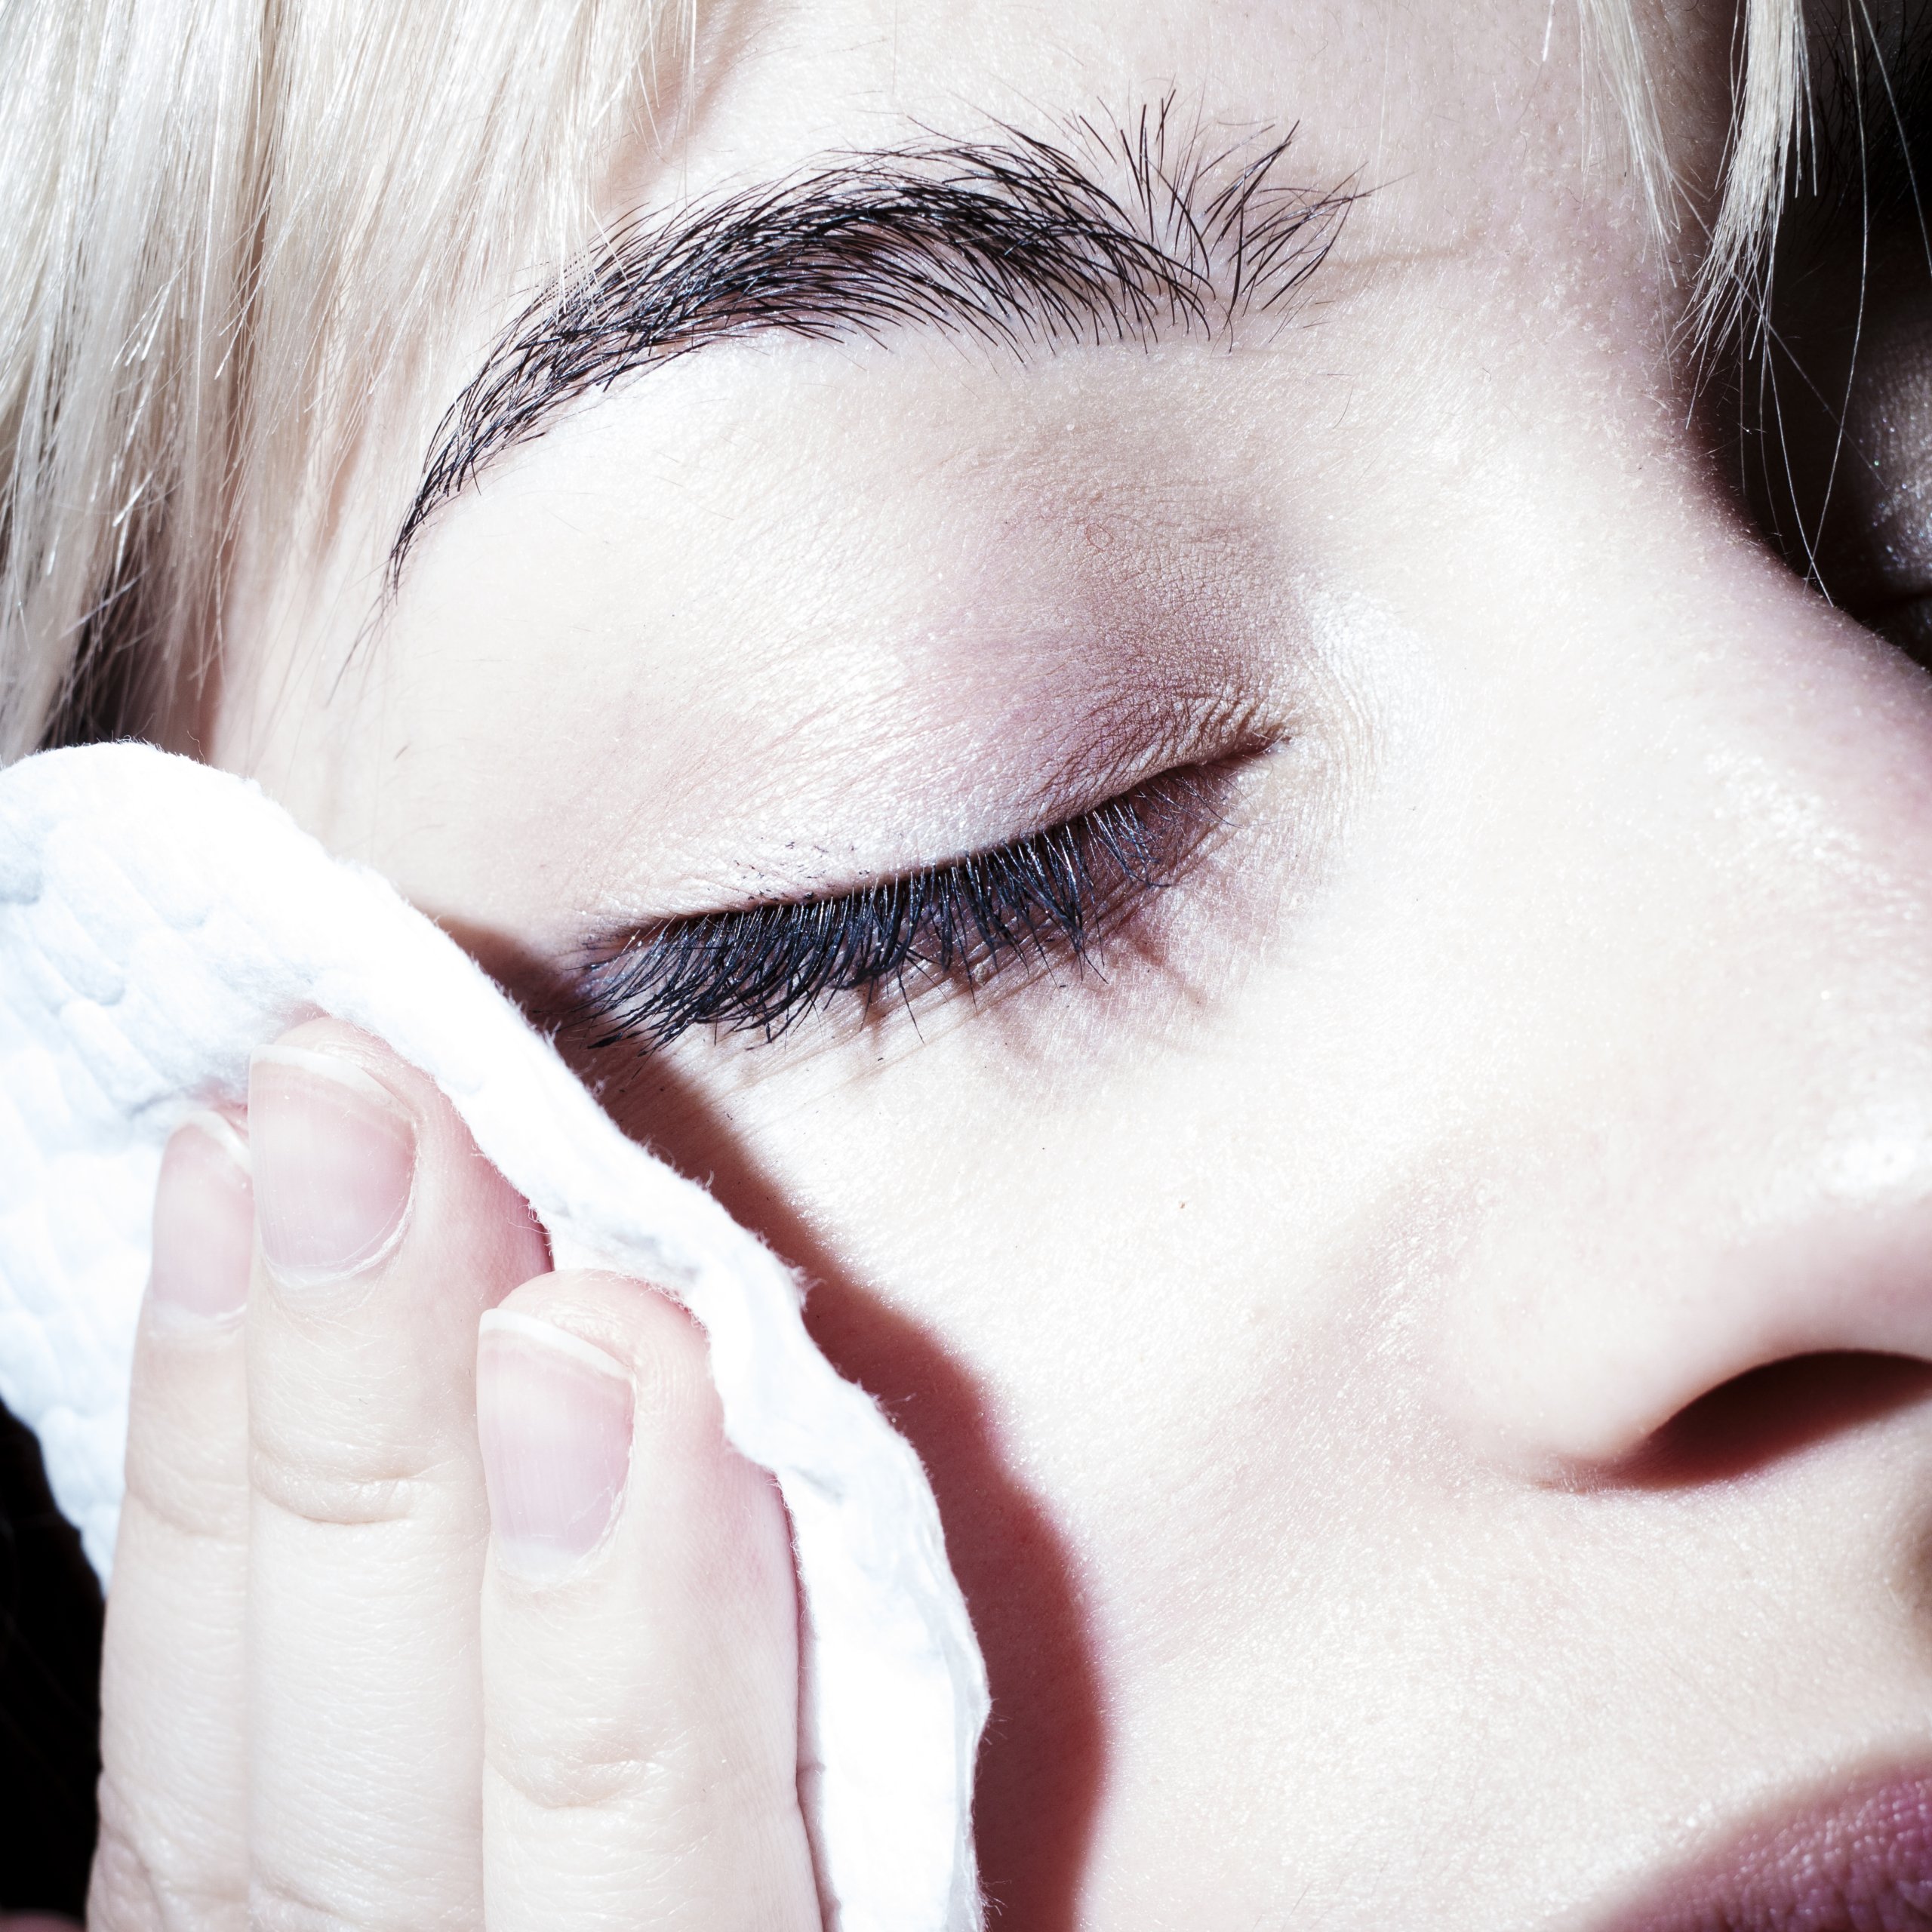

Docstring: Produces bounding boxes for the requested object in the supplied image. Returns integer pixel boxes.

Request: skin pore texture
[202,0,1932,1925]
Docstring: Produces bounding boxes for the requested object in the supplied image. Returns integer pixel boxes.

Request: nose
[1424,518,1932,1474]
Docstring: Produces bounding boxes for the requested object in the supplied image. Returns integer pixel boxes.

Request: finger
[477,1272,819,1932]
[91,1115,253,1932]
[244,1021,548,1931]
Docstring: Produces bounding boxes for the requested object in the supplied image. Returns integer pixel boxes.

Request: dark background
[0,1399,100,1918]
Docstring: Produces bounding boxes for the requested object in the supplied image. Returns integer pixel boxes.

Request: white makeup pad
[0,742,987,1932]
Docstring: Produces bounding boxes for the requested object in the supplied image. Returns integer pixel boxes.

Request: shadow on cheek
[597,1061,1109,1932]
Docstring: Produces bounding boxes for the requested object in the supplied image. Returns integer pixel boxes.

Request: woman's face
[208,0,1932,1924]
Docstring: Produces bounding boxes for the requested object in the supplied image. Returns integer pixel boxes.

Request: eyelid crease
[583,680,1278,930]
[566,763,1234,1052]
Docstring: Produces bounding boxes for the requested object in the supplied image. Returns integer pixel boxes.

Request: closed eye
[568,765,1225,1051]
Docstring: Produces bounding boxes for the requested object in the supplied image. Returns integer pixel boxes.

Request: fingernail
[478,1311,634,1580]
[149,1113,253,1326]
[249,1044,415,1287]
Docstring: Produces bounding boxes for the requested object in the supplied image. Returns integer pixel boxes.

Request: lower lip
[1607,1770,1932,1930]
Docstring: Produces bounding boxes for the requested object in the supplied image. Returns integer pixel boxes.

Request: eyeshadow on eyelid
[580,669,1281,932]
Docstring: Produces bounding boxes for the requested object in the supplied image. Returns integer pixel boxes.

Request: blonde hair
[0,0,681,761]
[1696,0,1814,346]
[0,0,1804,765]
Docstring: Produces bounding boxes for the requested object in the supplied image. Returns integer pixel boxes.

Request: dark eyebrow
[389,109,1355,582]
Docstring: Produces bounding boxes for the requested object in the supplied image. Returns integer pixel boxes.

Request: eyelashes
[571,771,1214,1051]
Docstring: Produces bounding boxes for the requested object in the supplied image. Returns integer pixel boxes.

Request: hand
[89,1018,820,1930]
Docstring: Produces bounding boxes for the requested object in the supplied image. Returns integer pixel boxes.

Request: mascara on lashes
[571,774,1211,1051]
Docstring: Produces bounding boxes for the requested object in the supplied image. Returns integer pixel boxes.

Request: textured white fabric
[0,742,987,1932]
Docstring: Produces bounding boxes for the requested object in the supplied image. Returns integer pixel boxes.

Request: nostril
[1600,1353,1932,1491]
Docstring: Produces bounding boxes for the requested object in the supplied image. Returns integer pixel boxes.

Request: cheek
[629,971,1407,1661]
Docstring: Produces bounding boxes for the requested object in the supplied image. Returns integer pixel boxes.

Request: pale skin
[74,0,1932,1927]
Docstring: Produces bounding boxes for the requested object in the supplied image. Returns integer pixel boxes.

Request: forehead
[616,0,1729,248]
